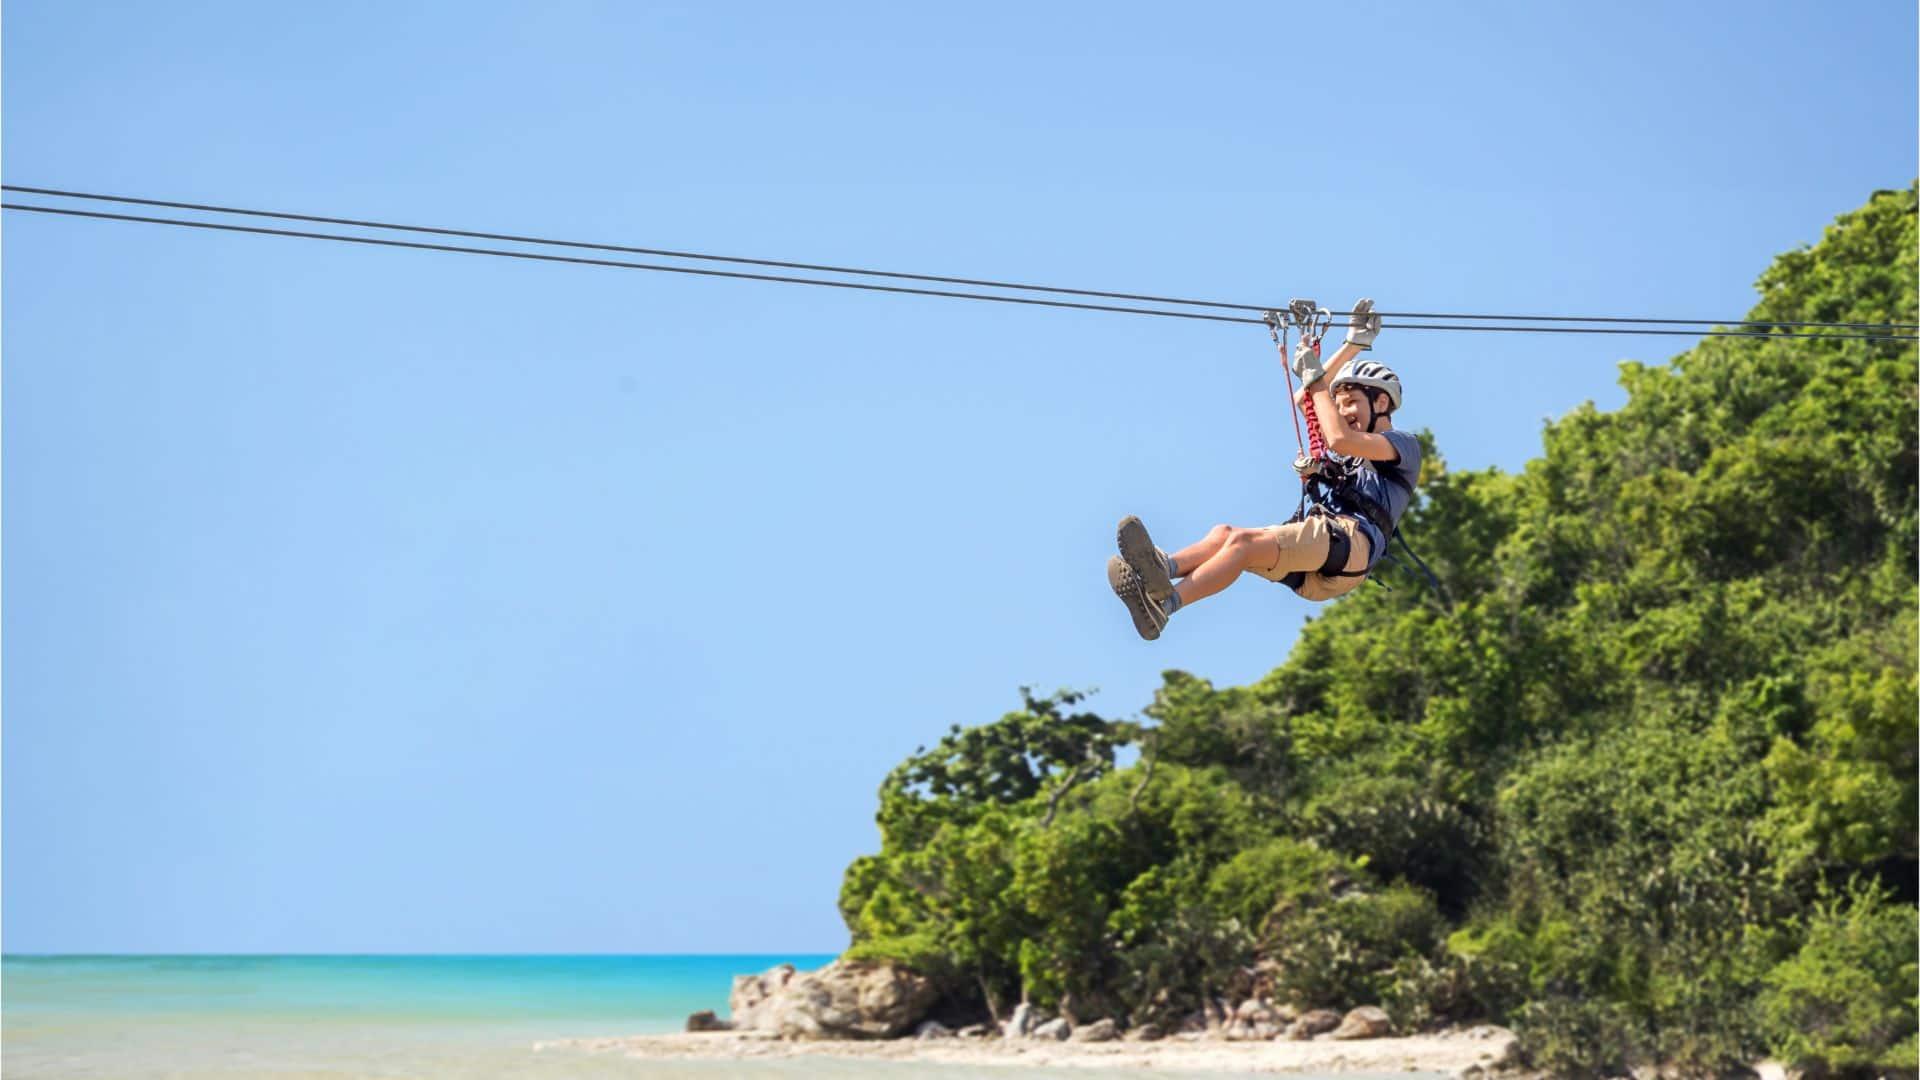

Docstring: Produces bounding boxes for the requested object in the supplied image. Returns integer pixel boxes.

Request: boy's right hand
[1290,340,1327,384]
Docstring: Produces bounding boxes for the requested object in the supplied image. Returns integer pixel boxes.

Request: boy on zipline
[1107,300,1421,640]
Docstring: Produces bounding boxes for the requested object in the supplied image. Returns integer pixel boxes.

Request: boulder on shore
[1070,1018,1119,1042]
[1032,1017,1072,1041]
[729,964,800,1031]
[1225,998,1286,1041]
[1288,1009,1342,1040]
[1004,1002,1036,1039]
[726,959,938,1040]
[684,1009,732,1032]
[1332,1005,1393,1040]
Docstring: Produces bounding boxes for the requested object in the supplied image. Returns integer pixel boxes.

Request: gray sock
[1163,589,1183,615]
[1161,549,1180,579]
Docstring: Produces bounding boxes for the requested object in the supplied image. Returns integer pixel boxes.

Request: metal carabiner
[1311,306,1334,347]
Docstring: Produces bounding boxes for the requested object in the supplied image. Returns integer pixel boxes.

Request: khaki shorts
[1245,513,1373,601]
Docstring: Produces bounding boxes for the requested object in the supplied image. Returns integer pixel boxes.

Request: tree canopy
[838,186,1918,1075]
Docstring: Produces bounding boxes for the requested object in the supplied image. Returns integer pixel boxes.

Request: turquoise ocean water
[1,955,1290,1079]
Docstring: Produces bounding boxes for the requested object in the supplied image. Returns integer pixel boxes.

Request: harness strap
[1316,516,1354,576]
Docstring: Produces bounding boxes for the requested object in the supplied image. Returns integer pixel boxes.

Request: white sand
[534,1026,1519,1075]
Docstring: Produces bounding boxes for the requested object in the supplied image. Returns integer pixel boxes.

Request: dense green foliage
[840,188,1918,1073]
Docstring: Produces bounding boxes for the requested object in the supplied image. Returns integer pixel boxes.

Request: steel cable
[6,195,1915,343]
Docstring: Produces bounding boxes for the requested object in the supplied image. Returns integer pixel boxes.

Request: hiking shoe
[1108,555,1168,641]
[1116,515,1174,603]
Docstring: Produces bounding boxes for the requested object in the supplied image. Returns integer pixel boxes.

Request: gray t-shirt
[1326,429,1421,569]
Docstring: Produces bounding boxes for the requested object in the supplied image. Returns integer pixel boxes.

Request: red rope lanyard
[1300,383,1329,460]
[1267,305,1331,475]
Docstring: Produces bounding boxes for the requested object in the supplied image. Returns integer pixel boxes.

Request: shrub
[1759,882,1918,1073]
[1270,884,1444,1009]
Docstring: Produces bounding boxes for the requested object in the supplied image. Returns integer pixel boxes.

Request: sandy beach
[534,1026,1520,1075]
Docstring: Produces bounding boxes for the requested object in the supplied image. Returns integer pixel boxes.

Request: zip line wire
[5,187,1916,344]
[11,184,1913,334]
[0,203,1264,326]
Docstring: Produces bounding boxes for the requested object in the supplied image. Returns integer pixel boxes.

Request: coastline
[533,1026,1520,1075]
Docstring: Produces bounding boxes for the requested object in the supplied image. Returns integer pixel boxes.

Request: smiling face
[1333,385,1385,432]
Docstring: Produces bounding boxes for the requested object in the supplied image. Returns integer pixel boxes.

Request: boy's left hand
[1344,298,1382,350]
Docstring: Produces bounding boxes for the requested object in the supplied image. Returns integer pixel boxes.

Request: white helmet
[1332,360,1402,414]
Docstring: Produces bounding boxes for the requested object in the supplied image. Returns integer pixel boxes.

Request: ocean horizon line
[4,951,842,956]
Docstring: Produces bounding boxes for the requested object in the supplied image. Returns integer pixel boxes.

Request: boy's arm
[1314,340,1365,388]
[1308,300,1399,462]
[1307,358,1401,462]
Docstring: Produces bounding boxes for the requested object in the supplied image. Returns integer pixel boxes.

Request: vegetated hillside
[839,186,1918,1075]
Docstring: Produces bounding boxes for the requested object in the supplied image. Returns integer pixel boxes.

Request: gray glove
[1290,339,1326,384]
[1344,298,1382,350]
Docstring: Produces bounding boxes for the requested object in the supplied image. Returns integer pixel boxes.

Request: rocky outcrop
[1225,998,1289,1040]
[1332,1005,1393,1040]
[684,1009,732,1032]
[726,959,939,1040]
[1287,1009,1342,1040]
[1071,1018,1120,1042]
[729,963,801,1031]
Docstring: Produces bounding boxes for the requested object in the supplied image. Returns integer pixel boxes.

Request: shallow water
[1,955,1379,1078]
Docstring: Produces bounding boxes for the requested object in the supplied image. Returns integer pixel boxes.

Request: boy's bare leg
[1171,523,1331,608]
[1167,525,1235,578]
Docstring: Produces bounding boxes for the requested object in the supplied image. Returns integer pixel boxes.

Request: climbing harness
[1263,300,1443,595]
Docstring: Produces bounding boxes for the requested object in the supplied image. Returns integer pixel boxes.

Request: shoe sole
[1107,556,1164,641]
[1116,516,1174,603]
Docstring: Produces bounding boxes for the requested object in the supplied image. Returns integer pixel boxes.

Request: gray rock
[726,959,937,1040]
[915,1019,952,1039]
[955,1022,993,1038]
[685,1009,732,1032]
[1070,1018,1120,1042]
[728,964,799,1031]
[1332,1005,1393,1040]
[1124,1021,1165,1042]
[1031,1017,1072,1041]
[1287,1009,1342,1040]
[1004,1002,1035,1039]
[1225,998,1284,1041]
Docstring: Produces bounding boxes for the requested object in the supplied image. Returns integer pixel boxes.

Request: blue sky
[4,1,1913,953]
